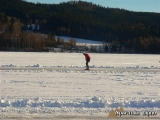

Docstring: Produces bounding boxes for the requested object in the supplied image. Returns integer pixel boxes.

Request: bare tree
[69,38,77,46]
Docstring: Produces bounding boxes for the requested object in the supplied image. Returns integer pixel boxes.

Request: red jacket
[84,53,90,61]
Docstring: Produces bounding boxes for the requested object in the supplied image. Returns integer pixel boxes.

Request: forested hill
[0,0,160,53]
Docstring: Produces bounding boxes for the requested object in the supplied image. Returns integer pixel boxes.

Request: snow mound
[126,66,160,69]
[1,64,160,69]
[1,64,17,67]
[26,64,41,67]
[1,63,160,70]
[1,97,160,108]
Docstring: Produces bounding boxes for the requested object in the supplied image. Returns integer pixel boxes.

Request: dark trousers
[86,59,90,68]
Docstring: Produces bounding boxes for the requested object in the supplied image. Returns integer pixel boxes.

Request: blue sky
[26,0,160,13]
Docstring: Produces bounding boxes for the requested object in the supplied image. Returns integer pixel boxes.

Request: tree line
[0,0,160,53]
[0,12,77,51]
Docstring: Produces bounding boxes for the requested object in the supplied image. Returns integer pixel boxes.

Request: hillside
[0,0,160,53]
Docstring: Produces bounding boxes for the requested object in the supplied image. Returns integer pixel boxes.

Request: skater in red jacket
[83,52,90,70]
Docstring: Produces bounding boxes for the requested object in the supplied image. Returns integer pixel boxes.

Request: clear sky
[26,0,160,13]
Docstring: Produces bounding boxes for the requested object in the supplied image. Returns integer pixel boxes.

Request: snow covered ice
[0,52,160,119]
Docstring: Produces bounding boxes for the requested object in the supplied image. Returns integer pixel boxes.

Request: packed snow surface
[0,52,160,119]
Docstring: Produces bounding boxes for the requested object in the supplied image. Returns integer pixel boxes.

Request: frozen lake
[0,52,160,119]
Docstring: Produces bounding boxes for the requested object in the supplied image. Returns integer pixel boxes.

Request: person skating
[83,52,90,70]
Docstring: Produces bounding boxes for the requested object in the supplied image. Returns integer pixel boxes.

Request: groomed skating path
[0,67,160,72]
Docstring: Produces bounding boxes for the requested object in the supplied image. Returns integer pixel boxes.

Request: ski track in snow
[0,52,160,118]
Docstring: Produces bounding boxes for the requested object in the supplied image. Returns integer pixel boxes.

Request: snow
[0,52,160,119]
[55,36,102,45]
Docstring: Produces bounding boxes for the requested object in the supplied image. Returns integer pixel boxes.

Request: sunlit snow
[0,52,160,118]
